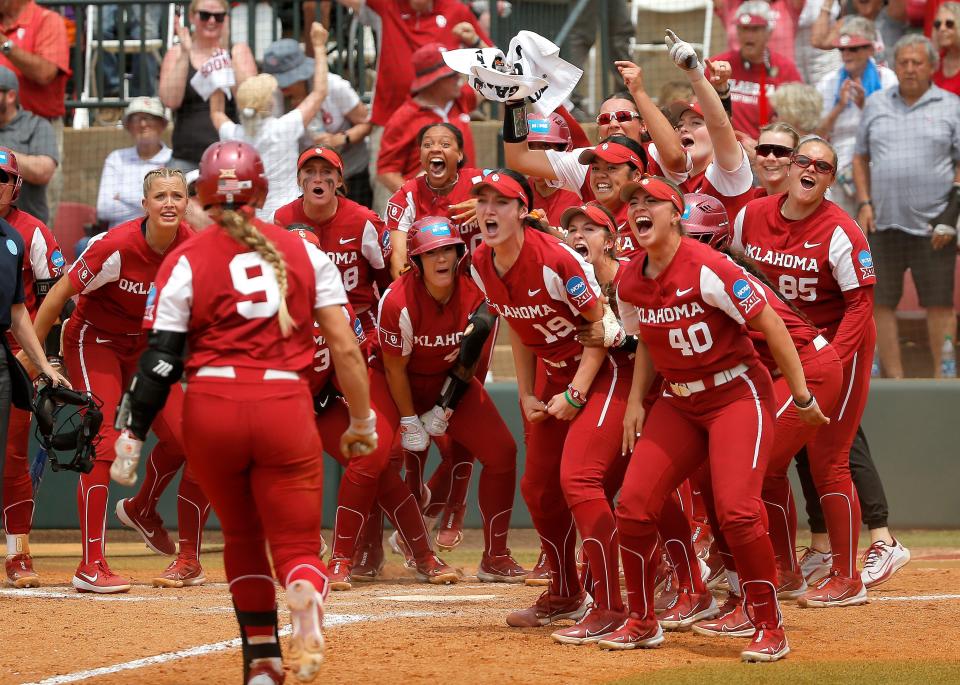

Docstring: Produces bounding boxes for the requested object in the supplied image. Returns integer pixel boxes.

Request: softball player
[114,141,377,684]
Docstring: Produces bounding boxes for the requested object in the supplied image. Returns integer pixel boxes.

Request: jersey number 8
[668,322,714,357]
[229,252,280,319]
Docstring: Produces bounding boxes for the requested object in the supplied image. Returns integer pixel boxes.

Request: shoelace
[861,541,887,570]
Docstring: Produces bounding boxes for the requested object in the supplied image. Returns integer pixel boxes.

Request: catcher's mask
[33,381,103,474]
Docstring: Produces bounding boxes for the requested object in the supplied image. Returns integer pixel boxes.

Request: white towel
[190,49,236,101]
[442,30,581,115]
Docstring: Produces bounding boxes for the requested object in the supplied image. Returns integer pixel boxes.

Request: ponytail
[220,210,297,337]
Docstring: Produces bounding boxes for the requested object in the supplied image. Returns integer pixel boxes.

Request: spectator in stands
[262,38,374,208]
[716,0,803,62]
[853,34,960,378]
[0,66,55,223]
[933,2,960,95]
[98,4,164,97]
[158,0,257,171]
[711,1,802,141]
[560,0,636,120]
[213,23,329,221]
[657,80,695,106]
[770,83,823,134]
[376,43,476,194]
[816,17,897,218]
[0,0,70,234]
[794,0,841,87]
[812,0,909,66]
[96,97,172,228]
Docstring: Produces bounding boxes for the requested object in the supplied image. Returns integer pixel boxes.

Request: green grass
[610,660,960,685]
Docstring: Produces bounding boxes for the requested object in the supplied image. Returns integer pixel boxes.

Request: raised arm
[296,23,331,127]
[616,60,687,175]
[158,21,193,110]
[502,101,561,181]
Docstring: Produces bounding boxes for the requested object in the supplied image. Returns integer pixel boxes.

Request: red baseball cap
[410,43,457,94]
[834,32,873,49]
[735,4,772,27]
[559,203,616,233]
[297,146,343,173]
[666,100,704,123]
[470,171,528,203]
[578,141,645,170]
[620,176,685,212]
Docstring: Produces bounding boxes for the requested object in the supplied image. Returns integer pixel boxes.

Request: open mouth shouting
[680,134,695,150]
[481,218,500,241]
[799,173,817,190]
[570,239,589,258]
[632,215,654,236]
[428,154,448,179]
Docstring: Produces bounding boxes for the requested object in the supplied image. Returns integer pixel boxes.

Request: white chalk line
[0,588,160,602]
[872,593,960,602]
[19,610,434,685]
[379,593,499,602]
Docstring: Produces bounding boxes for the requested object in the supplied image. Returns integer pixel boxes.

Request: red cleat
[328,557,352,591]
[115,498,176,556]
[153,556,205,588]
[414,553,459,585]
[657,588,719,630]
[72,559,131,594]
[691,592,753,637]
[524,550,551,587]
[798,570,868,608]
[5,553,40,588]
[741,623,790,662]
[247,658,285,684]
[551,605,627,645]
[596,614,665,650]
[351,540,384,582]
[776,567,808,599]
[506,590,589,628]
[435,503,466,551]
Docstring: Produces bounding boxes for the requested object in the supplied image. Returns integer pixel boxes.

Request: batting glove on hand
[111,429,142,486]
[400,415,430,452]
[420,405,453,437]
[665,29,704,79]
[341,410,378,458]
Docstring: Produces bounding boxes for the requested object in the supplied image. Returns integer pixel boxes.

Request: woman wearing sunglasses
[933,3,960,95]
[814,17,897,217]
[732,135,875,608]
[751,122,800,199]
[604,177,823,661]
[471,170,633,645]
[159,0,257,172]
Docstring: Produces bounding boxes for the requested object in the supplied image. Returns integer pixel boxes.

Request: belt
[195,366,300,381]
[542,353,582,369]
[668,363,749,397]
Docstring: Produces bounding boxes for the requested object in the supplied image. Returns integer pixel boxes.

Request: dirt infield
[2,529,960,685]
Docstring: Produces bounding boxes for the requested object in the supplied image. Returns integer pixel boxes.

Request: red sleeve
[384,186,409,231]
[273,203,294,227]
[555,105,591,150]
[377,112,416,176]
[377,289,407,356]
[35,10,72,73]
[829,287,874,364]
[68,233,116,292]
[459,83,477,112]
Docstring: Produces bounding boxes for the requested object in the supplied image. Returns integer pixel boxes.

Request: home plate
[379,594,498,602]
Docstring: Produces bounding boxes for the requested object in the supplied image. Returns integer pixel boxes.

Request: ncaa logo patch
[51,249,65,269]
[733,278,753,300]
[381,230,391,248]
[858,249,875,279]
[566,275,587,298]
[6,238,17,256]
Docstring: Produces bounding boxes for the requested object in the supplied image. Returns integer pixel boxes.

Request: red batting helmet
[0,147,22,203]
[196,141,268,209]
[406,216,466,276]
[681,192,730,249]
[527,112,572,151]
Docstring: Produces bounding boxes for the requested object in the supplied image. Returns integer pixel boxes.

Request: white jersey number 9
[229,252,280,319]
[668,322,714,357]
[532,316,576,344]
[778,275,817,302]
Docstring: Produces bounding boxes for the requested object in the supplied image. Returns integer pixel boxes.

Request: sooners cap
[578,141,645,170]
[559,203,616,233]
[297,146,344,173]
[410,43,457,94]
[470,171,527,203]
[620,176,685,212]
[834,32,873,49]
[735,2,773,27]
[666,100,704,124]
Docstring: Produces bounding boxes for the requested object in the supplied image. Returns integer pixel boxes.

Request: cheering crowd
[2,0,960,683]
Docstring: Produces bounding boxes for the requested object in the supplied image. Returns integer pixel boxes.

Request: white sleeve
[305,242,349,308]
[29,226,52,280]
[394,190,417,233]
[326,73,361,118]
[704,145,754,197]
[470,263,487,295]
[218,120,240,141]
[699,264,746,324]
[152,255,193,333]
[617,295,641,335]
[647,142,692,183]
[75,238,121,293]
[731,206,747,252]
[827,225,859,292]
[398,307,414,356]
[361,219,386,269]
[544,147,589,197]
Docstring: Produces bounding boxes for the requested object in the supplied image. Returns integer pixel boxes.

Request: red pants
[522,354,630,611]
[2,406,34,534]
[315,396,438,565]
[62,318,208,564]
[183,378,329,614]
[616,365,781,625]
[370,367,516,558]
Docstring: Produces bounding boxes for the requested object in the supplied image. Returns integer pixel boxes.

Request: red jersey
[680,148,756,222]
[273,196,389,315]
[531,182,581,230]
[149,219,348,377]
[384,167,487,257]
[376,86,477,179]
[375,271,482,378]
[710,49,802,139]
[4,207,64,352]
[732,194,876,336]
[68,219,194,336]
[365,0,489,127]
[471,228,601,365]
[612,203,641,258]
[616,237,765,383]
[0,1,71,119]
[747,276,819,373]
[310,304,367,393]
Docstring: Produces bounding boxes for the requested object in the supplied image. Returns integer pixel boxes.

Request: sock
[279,555,329,599]
[331,467,379,561]
[658,493,705,592]
[820,481,862,578]
[617,526,659,620]
[176,472,210,560]
[78,461,110,565]
[762,474,798,573]
[571,499,623,611]
[729,534,781,628]
[478,464,515,558]
[129,443,184,515]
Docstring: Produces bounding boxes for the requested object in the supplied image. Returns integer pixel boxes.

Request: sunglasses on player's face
[792,154,835,175]
[197,10,227,23]
[934,19,956,29]
[596,110,640,125]
[756,143,793,159]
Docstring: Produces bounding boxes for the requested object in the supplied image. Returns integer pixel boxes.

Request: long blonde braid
[220,209,297,337]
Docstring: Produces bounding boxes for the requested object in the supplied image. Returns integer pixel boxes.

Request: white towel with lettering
[190,49,236,101]
[441,30,581,115]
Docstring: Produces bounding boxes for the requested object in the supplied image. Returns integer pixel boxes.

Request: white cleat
[860,538,911,589]
[286,579,325,682]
